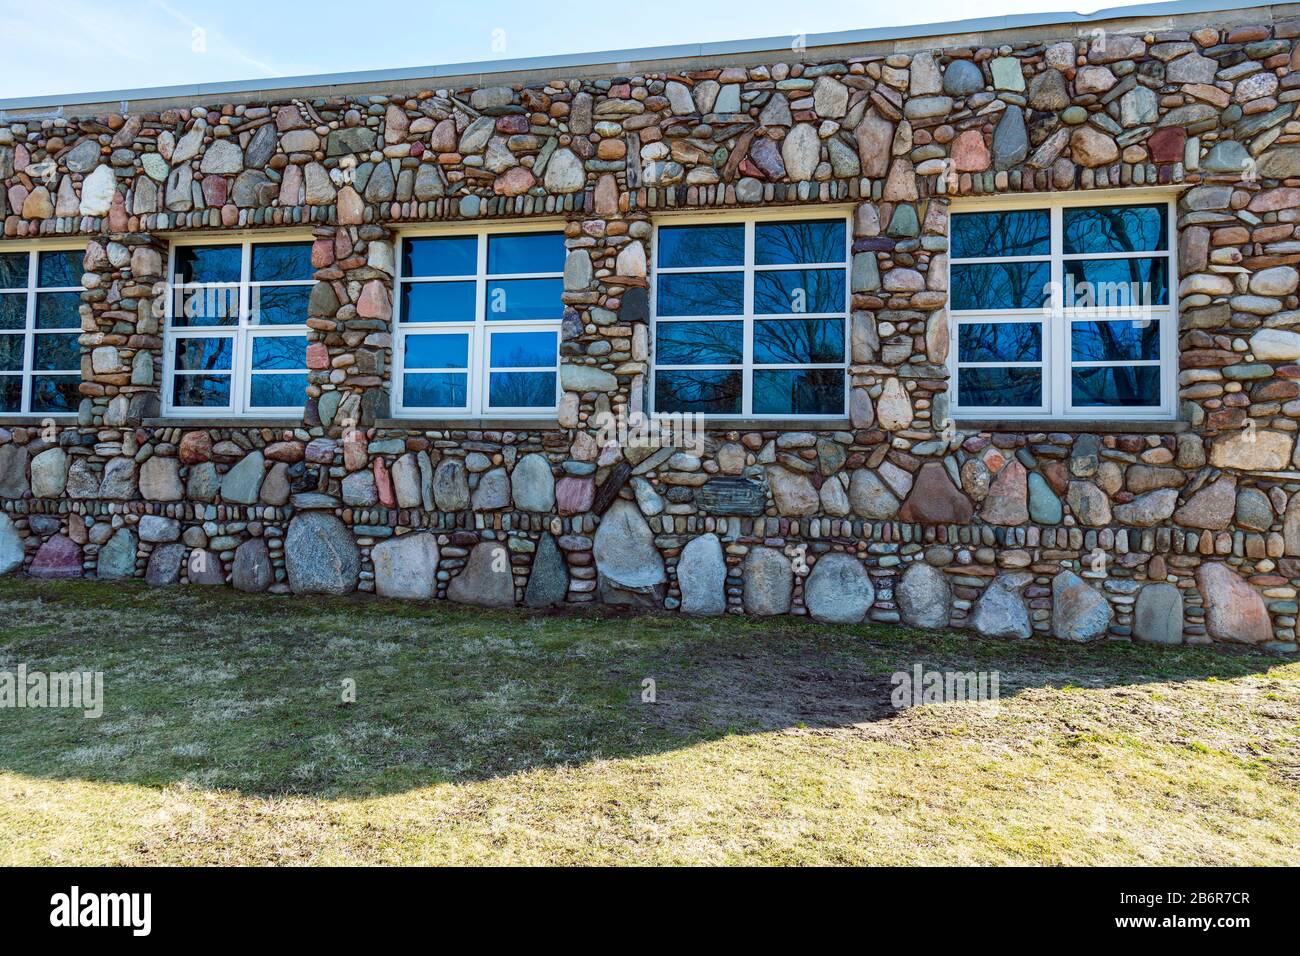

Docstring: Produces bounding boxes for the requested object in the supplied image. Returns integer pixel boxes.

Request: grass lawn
[0,577,1297,866]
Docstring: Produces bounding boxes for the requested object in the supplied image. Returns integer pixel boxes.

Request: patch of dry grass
[0,578,1297,865]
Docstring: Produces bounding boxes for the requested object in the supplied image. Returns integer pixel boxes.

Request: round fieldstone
[0,513,24,575]
[97,528,137,580]
[221,451,265,505]
[511,454,555,513]
[896,561,951,630]
[594,499,666,606]
[372,532,439,600]
[145,543,187,587]
[804,552,874,624]
[942,60,985,96]
[1195,562,1272,643]
[677,532,727,616]
[433,458,470,511]
[285,513,359,596]
[0,444,30,498]
[742,547,793,616]
[30,447,68,499]
[139,456,183,501]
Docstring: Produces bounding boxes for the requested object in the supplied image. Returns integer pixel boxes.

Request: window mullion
[1050,205,1064,418]
[743,222,754,418]
[475,232,488,415]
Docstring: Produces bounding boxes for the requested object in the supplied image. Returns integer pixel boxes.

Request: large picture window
[0,246,83,415]
[949,196,1175,420]
[652,215,849,418]
[163,237,313,416]
[394,227,563,417]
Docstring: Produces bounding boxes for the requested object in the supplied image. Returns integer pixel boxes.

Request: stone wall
[2,5,1300,650]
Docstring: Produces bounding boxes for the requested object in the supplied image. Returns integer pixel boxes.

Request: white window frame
[162,234,314,418]
[650,208,852,420]
[0,241,84,417]
[392,221,564,419]
[948,190,1178,422]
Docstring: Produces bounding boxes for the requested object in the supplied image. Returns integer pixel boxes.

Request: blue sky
[4,0,1103,100]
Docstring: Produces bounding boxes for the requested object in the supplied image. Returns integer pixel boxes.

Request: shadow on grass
[0,577,1289,799]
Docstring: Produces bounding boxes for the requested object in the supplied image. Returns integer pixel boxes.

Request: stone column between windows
[558,209,652,512]
[305,224,394,449]
[849,195,950,441]
[78,232,169,427]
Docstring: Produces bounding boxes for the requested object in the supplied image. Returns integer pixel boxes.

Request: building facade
[1,1,1298,648]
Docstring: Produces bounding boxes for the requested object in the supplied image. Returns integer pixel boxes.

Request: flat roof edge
[0,0,1289,114]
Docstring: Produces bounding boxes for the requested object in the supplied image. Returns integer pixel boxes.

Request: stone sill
[375,418,561,430]
[0,415,76,426]
[143,417,300,428]
[956,419,1190,434]
[702,419,853,432]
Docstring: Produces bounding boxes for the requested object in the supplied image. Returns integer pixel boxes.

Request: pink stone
[202,175,227,206]
[555,476,595,516]
[1196,562,1273,643]
[29,535,82,579]
[951,129,990,172]
[373,458,395,508]
[311,238,334,269]
[337,185,364,225]
[980,460,1029,526]
[495,115,529,134]
[265,441,304,463]
[899,461,974,524]
[494,166,536,197]
[357,280,391,321]
[1147,127,1185,165]
[178,431,212,465]
[306,343,330,370]
[1248,188,1300,214]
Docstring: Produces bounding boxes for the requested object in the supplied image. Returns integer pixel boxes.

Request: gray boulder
[139,456,183,501]
[742,547,793,616]
[471,467,512,511]
[98,457,137,500]
[511,453,555,513]
[221,451,265,504]
[433,458,470,510]
[677,533,727,616]
[97,528,137,580]
[0,513,24,574]
[594,499,666,606]
[971,571,1033,639]
[285,513,359,595]
[804,552,874,623]
[447,540,516,607]
[145,543,187,586]
[1051,570,1112,642]
[896,561,951,629]
[1134,582,1184,644]
[0,444,29,498]
[372,532,439,600]
[232,538,273,593]
[30,448,68,498]
[524,532,568,607]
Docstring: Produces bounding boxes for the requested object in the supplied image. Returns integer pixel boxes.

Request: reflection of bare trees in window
[658,370,741,413]
[753,268,843,314]
[1074,367,1156,406]
[658,321,741,365]
[754,369,841,414]
[252,244,314,283]
[952,262,1049,311]
[1063,205,1164,255]
[754,319,842,364]
[953,211,1049,258]
[958,323,1040,363]
[490,372,554,408]
[754,221,844,264]
[660,226,744,266]
[658,273,743,316]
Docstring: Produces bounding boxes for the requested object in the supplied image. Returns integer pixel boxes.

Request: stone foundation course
[2,3,1300,652]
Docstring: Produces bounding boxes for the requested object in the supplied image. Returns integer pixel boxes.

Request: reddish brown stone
[898,462,974,524]
[1147,126,1186,164]
[178,431,212,465]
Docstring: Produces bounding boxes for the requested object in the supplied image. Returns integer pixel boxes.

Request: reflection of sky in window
[250,374,307,408]
[174,337,232,371]
[951,210,1049,258]
[656,321,742,365]
[405,333,469,369]
[754,220,845,264]
[405,373,467,407]
[753,368,842,415]
[251,336,307,370]
[958,323,1041,363]
[656,272,743,316]
[251,242,314,282]
[489,331,556,368]
[1072,366,1160,406]
[404,236,476,277]
[1071,320,1160,362]
[658,224,744,268]
[951,261,1050,311]
[488,232,565,274]
[1064,205,1166,254]
[754,269,844,314]
[753,319,843,364]
[489,371,555,408]
[175,245,241,284]
[1063,259,1168,307]
[958,367,1042,407]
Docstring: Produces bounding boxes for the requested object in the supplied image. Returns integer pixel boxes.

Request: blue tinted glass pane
[753,319,844,364]
[753,368,845,415]
[250,374,307,408]
[174,337,233,371]
[655,369,742,414]
[958,367,1042,407]
[1072,319,1159,362]
[656,321,742,365]
[175,245,242,284]
[251,242,314,282]
[31,375,79,414]
[658,224,744,268]
[35,292,80,329]
[656,272,743,316]
[37,250,83,288]
[404,372,467,408]
[957,322,1042,363]
[1063,259,1169,308]
[251,335,307,370]
[951,262,1050,311]
[0,376,19,411]
[0,294,24,330]
[403,236,477,277]
[488,371,556,408]
[0,335,22,371]
[172,375,230,407]
[490,331,557,369]
[252,285,310,326]
[33,333,78,371]
[405,333,469,369]
[1072,366,1161,407]
[755,220,846,265]
[486,278,563,321]
[951,210,1050,259]
[0,253,27,289]
[488,232,565,274]
[173,286,239,327]
[401,281,475,323]
[754,269,845,315]
[1064,204,1167,255]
